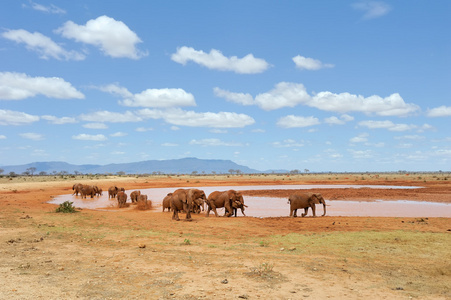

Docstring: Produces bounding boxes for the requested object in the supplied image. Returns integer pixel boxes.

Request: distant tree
[228,169,234,175]
[290,169,300,174]
[304,169,310,173]
[191,171,198,176]
[26,167,36,176]
[22,171,30,176]
[117,171,126,176]
[9,171,17,177]
[0,168,3,175]
[39,171,47,176]
[74,171,80,176]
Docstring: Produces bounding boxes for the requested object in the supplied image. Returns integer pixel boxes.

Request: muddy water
[50,185,451,218]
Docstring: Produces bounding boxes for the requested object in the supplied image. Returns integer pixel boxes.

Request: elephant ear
[310,194,321,204]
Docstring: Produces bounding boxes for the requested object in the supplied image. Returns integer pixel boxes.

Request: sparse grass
[249,262,275,278]
[266,230,451,296]
[259,240,269,247]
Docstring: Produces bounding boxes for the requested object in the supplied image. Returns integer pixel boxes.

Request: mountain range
[0,158,287,175]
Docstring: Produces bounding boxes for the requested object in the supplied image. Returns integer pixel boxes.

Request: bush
[55,201,77,213]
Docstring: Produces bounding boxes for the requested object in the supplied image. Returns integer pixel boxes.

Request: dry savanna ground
[1,173,450,299]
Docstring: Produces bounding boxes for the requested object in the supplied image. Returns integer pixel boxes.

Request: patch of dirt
[0,175,450,299]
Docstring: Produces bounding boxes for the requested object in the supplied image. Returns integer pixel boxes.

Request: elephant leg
[301,207,308,217]
[293,209,298,217]
[172,209,180,221]
[311,205,316,217]
[240,207,246,217]
[211,205,219,217]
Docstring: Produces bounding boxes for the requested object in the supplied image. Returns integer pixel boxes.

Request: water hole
[49,185,451,218]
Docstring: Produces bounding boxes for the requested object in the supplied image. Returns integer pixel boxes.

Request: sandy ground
[1,174,450,299]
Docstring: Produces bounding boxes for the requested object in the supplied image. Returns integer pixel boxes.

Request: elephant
[72,183,84,196]
[171,188,207,221]
[192,197,205,214]
[108,186,119,199]
[162,193,172,212]
[231,192,247,217]
[288,192,326,217]
[80,185,96,199]
[117,191,128,208]
[93,185,102,196]
[137,194,150,208]
[206,190,244,217]
[130,190,141,203]
[137,194,148,203]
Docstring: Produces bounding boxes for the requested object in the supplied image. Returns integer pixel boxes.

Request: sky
[0,1,450,172]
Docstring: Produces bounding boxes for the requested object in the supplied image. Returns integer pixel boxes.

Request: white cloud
[162,142,178,147]
[0,72,84,100]
[138,108,255,128]
[350,133,369,143]
[0,109,39,125]
[2,29,84,60]
[272,139,305,148]
[41,115,77,124]
[311,92,419,116]
[189,138,243,147]
[72,134,107,141]
[135,127,153,132]
[255,82,310,111]
[171,46,269,74]
[324,114,354,125]
[394,135,425,140]
[110,132,127,137]
[96,84,133,98]
[213,87,254,106]
[358,120,416,131]
[277,115,320,128]
[292,55,334,70]
[83,123,108,129]
[97,84,196,108]
[216,82,417,117]
[55,15,147,59]
[427,105,451,117]
[348,149,374,159]
[352,1,392,20]
[121,88,196,107]
[0,135,6,139]
[24,1,66,14]
[20,132,44,141]
[80,111,142,123]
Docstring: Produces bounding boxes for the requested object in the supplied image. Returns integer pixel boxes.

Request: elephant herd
[72,183,327,219]
[72,183,102,199]
[162,188,248,221]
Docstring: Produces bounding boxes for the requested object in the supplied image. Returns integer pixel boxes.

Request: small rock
[221,279,228,284]
[238,295,249,299]
[138,244,146,248]
[289,247,296,251]
[280,248,285,251]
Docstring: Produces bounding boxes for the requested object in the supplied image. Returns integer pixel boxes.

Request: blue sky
[0,1,450,172]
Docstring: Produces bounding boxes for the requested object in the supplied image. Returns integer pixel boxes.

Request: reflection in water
[49,185,451,218]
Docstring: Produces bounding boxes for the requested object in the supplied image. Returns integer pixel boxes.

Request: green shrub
[55,201,77,213]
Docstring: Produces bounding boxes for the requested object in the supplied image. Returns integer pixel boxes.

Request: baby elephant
[288,192,326,217]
